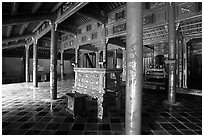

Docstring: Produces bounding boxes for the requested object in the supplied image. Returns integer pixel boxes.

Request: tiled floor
[2,79,202,135]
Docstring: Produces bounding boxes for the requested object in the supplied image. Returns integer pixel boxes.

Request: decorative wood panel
[175,2,201,20]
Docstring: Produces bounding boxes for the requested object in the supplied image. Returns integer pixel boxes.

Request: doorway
[187,38,202,90]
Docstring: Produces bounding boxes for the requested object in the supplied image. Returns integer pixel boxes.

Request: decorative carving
[150,2,166,9]
[113,23,126,34]
[180,3,195,14]
[62,2,74,12]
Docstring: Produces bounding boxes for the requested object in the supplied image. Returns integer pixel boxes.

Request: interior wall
[2,57,23,77]
[2,57,74,77]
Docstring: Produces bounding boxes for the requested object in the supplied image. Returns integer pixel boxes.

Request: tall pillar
[125,2,143,135]
[50,22,57,100]
[182,38,188,88]
[167,2,176,104]
[25,45,30,82]
[122,49,126,81]
[33,38,38,87]
[75,46,79,67]
[60,50,64,81]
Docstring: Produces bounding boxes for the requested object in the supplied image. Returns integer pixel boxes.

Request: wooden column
[75,46,79,68]
[122,49,126,81]
[167,2,176,104]
[25,45,30,82]
[33,38,38,87]
[50,23,57,100]
[102,43,107,68]
[182,38,188,88]
[125,2,143,135]
[178,34,183,88]
[60,50,64,81]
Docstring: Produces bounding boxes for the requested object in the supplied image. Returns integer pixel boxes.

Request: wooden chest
[65,92,87,118]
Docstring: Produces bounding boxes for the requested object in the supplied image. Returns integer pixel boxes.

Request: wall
[2,57,23,77]
[2,57,74,77]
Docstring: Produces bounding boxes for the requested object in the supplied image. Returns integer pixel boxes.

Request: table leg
[97,96,104,119]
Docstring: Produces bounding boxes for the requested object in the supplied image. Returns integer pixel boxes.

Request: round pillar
[50,23,57,100]
[168,2,176,104]
[33,38,38,87]
[125,2,143,135]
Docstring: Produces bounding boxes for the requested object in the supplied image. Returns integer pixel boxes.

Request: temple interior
[2,2,202,135]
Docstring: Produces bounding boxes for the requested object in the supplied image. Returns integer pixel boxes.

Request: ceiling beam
[20,23,29,35]
[35,25,52,40]
[2,42,26,50]
[55,2,88,24]
[3,34,35,43]
[6,25,13,38]
[3,14,52,26]
[51,2,64,13]
[32,21,44,33]
[27,24,52,47]
[32,2,43,14]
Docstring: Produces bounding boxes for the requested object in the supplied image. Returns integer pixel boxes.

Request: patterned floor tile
[2,80,202,135]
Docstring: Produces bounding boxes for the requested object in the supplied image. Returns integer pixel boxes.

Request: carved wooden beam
[55,2,88,24]
[27,24,52,46]
[32,21,44,33]
[51,2,64,13]
[32,2,43,14]
[3,34,34,43]
[36,25,52,40]
[20,23,29,35]
[2,42,26,50]
[3,14,52,26]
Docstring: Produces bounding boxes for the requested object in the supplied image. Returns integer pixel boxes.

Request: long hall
[2,2,202,135]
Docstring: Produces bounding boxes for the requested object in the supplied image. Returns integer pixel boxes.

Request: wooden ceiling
[2,2,202,59]
[2,2,125,60]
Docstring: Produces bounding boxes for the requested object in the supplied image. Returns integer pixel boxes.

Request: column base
[163,100,180,106]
